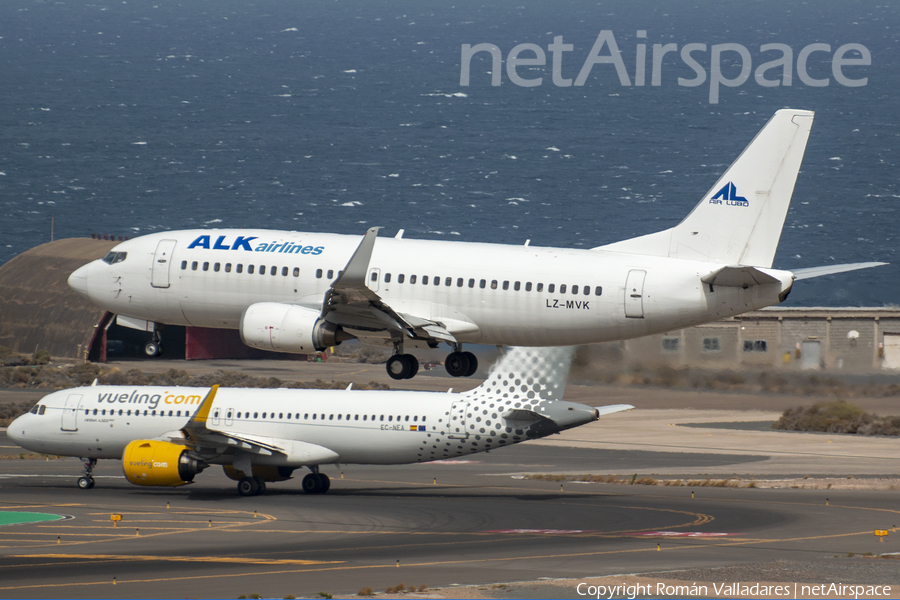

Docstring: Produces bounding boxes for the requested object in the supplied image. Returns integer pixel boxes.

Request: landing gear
[144,330,163,357]
[77,458,97,489]
[445,351,477,377]
[301,471,331,494]
[237,476,266,496]
[386,353,419,380]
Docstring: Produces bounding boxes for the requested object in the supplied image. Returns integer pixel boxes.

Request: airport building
[2,238,899,371]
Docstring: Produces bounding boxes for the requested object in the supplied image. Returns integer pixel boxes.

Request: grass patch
[773,400,900,436]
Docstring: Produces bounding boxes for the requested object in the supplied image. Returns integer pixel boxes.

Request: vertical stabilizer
[597,109,814,267]
[463,347,574,407]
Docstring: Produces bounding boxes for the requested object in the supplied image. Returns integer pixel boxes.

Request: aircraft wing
[180,386,339,464]
[320,227,466,346]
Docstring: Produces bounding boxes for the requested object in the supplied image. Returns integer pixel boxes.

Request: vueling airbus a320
[8,347,630,495]
[67,110,884,379]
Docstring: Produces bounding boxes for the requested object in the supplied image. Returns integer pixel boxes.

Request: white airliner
[7,347,630,495]
[67,109,884,379]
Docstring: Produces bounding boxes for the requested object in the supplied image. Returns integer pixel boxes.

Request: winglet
[188,385,219,428]
[332,227,379,292]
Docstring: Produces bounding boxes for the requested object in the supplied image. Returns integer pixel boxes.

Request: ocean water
[0,0,897,306]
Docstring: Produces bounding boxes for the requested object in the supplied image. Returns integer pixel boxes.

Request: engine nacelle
[240,302,350,353]
[222,465,295,482]
[122,440,206,487]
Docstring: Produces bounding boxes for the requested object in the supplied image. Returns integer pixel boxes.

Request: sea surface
[0,1,897,306]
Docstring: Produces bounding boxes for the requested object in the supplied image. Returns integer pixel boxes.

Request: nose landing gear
[144,330,163,357]
[77,458,97,489]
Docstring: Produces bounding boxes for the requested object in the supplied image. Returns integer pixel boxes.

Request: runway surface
[1,435,898,599]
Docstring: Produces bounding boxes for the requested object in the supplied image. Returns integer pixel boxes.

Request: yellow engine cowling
[222,465,295,482]
[122,440,206,487]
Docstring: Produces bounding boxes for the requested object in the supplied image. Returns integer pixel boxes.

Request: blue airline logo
[187,235,324,255]
[709,182,748,207]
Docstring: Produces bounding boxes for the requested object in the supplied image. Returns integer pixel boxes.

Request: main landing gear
[237,476,267,496]
[77,458,97,489]
[386,353,419,380]
[385,343,478,380]
[302,467,330,494]
[144,330,163,357]
[444,350,478,378]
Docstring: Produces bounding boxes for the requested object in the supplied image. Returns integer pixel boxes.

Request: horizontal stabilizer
[792,262,888,281]
[701,266,781,288]
[594,404,634,417]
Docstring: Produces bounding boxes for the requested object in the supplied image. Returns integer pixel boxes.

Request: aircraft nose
[7,416,26,446]
[68,263,91,300]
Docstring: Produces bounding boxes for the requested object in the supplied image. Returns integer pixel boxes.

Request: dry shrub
[773,400,900,436]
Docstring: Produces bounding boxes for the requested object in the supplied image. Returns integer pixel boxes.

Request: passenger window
[388,415,393,421]
[503,281,510,291]
[413,415,418,421]
[329,414,333,420]
[260,266,266,275]
[467,278,474,288]
[421,275,428,285]
[262,412,267,418]
[480,279,486,289]
[490,280,497,289]
[203,262,209,271]
[514,281,521,291]
[181,260,187,270]
[584,286,591,296]
[237,264,243,273]
[316,269,323,278]
[548,284,555,293]
[405,415,409,422]
[93,408,98,415]
[248,265,255,274]
[363,415,367,421]
[312,414,316,420]
[354,415,359,420]
[435,276,440,286]
[327,269,334,279]
[525,282,532,291]
[371,272,378,282]
[380,415,384,421]
[572,285,578,294]
[272,267,278,277]
[225,263,232,273]
[398,274,405,283]
[279,413,283,419]
[595,286,603,296]
[281,267,288,276]
[410,275,417,284]
[293,267,300,277]
[385,273,391,283]
[537,283,543,292]
[192,261,198,271]
[560,284,567,293]
[338,414,342,420]
[214,263,221,272]
[447,277,453,286]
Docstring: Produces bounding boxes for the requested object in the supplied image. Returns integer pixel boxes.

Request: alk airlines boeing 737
[67,110,884,379]
[8,347,630,495]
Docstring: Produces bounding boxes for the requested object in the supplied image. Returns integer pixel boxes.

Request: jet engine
[222,465,295,482]
[240,302,352,353]
[122,440,207,487]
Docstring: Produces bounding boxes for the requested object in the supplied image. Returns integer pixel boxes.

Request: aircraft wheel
[144,341,162,357]
[316,473,330,493]
[386,355,412,380]
[253,476,266,496]
[77,476,94,490]
[444,351,470,377]
[237,476,259,497]
[405,354,419,379]
[462,351,478,377]
[302,473,320,494]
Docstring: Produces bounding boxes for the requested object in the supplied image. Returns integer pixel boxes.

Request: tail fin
[463,347,574,406]
[597,109,814,268]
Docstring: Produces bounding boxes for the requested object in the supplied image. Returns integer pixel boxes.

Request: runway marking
[13,553,342,566]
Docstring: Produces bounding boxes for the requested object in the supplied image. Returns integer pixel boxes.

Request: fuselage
[8,384,597,465]
[69,229,793,347]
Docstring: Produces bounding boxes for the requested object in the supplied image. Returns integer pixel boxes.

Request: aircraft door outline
[211,407,221,427]
[624,270,646,319]
[447,401,469,439]
[224,408,233,426]
[151,239,178,289]
[61,394,83,432]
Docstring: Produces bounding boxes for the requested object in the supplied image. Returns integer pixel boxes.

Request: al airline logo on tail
[709,182,748,207]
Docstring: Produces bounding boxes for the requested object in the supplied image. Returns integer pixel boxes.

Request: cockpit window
[30,405,38,414]
[101,251,127,265]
